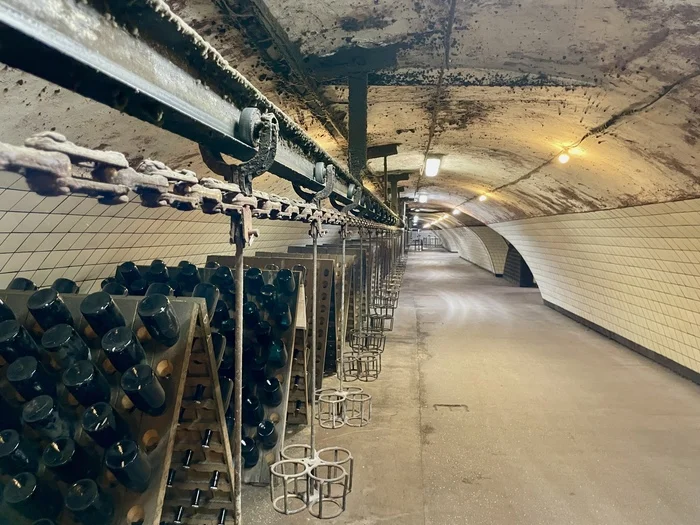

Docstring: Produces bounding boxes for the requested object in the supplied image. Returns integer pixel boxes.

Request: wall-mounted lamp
[424,155,442,178]
[558,152,570,164]
[478,195,488,202]
[418,194,428,203]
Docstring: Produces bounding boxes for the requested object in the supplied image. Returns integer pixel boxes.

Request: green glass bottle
[242,302,260,328]
[274,269,296,295]
[266,340,288,371]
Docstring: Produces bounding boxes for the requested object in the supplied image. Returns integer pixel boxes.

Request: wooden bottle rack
[123,263,302,486]
[0,290,233,525]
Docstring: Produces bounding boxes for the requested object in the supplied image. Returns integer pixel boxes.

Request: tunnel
[0,0,699,523]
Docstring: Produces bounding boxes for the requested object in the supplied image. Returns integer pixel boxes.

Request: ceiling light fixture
[418,194,428,203]
[478,195,487,202]
[424,155,442,178]
[558,152,570,164]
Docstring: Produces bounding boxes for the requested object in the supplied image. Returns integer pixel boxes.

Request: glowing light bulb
[558,152,570,164]
[478,195,487,202]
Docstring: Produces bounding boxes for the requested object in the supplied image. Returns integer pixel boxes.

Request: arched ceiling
[2,0,697,228]
[247,0,700,224]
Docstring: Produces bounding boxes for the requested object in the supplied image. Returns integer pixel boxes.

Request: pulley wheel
[236,107,262,147]
[314,163,326,184]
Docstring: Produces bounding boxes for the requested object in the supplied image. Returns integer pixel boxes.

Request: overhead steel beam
[0,0,399,225]
[367,143,399,160]
[388,172,411,213]
[348,74,368,181]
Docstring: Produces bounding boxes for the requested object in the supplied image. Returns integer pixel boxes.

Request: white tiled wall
[491,199,700,374]
[438,226,509,275]
[0,169,338,293]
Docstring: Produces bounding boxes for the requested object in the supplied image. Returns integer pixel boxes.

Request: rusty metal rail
[0,0,399,226]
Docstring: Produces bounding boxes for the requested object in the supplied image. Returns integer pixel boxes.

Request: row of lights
[424,213,450,229]
[416,148,570,216]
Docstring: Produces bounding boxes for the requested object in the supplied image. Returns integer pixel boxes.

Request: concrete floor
[244,251,700,524]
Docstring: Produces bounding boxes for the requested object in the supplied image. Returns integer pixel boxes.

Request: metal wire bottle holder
[350,328,386,354]
[342,349,361,382]
[315,385,371,428]
[270,219,356,519]
[357,350,381,382]
[345,391,372,427]
[271,445,352,519]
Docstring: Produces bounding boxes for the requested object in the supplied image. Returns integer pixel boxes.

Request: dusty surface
[243,250,700,523]
[262,0,700,222]
[1,0,699,222]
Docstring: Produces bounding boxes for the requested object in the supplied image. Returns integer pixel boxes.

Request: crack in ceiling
[415,0,457,195]
[454,68,700,209]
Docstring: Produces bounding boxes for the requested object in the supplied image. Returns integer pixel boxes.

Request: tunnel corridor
[241,250,700,525]
[399,252,700,525]
[1,0,700,522]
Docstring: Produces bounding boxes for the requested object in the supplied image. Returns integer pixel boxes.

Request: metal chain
[0,131,398,232]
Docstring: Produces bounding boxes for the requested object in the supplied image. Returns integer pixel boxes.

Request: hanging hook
[293,163,337,205]
[199,108,278,196]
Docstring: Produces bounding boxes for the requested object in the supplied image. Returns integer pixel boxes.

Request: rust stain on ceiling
[1,0,699,226]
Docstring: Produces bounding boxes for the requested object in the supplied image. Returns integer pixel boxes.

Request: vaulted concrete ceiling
[185,0,696,225]
[2,0,697,227]
[253,0,700,224]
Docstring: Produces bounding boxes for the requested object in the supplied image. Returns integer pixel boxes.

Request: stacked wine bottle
[0,282,193,525]
[219,266,299,483]
[109,260,301,485]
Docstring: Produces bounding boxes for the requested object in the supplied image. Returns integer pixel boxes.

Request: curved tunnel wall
[438,226,509,275]
[491,199,700,378]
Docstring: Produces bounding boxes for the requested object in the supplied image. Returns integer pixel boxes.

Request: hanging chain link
[0,131,397,232]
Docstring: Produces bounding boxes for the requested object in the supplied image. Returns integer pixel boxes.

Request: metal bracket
[199,107,276,246]
[292,163,336,205]
[308,216,326,240]
[199,108,278,196]
[340,183,363,216]
[228,194,259,247]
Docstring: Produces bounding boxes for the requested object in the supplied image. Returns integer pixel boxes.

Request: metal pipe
[310,221,319,454]
[233,233,244,525]
[358,229,365,330]
[366,231,372,323]
[338,228,346,391]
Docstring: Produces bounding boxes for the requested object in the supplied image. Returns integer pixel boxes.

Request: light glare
[424,157,441,177]
[452,209,461,215]
[558,152,570,164]
[418,194,428,203]
[478,195,487,202]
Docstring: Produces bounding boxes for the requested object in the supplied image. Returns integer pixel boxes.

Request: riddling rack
[0,289,234,525]
[283,247,360,376]
[110,262,301,487]
[208,255,333,395]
